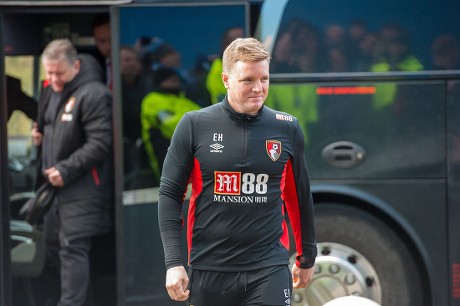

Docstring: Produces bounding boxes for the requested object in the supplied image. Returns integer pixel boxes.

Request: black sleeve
[158,114,195,270]
[6,75,38,121]
[284,120,317,268]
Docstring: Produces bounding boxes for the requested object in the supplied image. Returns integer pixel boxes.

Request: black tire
[311,203,426,306]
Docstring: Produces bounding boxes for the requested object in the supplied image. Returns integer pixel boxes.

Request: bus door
[0,3,117,306]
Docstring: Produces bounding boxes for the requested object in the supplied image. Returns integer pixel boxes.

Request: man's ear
[221,72,229,88]
[74,59,81,73]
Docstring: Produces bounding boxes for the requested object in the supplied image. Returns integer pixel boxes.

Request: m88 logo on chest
[213,171,269,203]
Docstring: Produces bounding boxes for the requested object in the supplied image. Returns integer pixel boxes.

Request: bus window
[270,0,460,73]
[118,4,247,190]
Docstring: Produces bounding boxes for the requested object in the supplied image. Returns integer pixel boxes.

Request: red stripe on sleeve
[186,157,203,265]
[91,167,100,186]
[280,160,303,258]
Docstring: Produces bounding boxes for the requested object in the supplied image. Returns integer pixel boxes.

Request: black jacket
[36,54,114,239]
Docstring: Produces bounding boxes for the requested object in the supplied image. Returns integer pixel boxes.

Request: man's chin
[250,96,266,103]
[52,85,64,92]
[252,100,265,108]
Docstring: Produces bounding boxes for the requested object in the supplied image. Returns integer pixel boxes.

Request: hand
[165,266,190,301]
[292,265,314,288]
[31,123,42,146]
[44,167,64,187]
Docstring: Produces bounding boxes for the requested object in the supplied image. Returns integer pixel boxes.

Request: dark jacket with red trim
[158,97,317,271]
[36,54,114,240]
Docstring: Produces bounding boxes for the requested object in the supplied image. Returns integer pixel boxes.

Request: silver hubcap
[290,242,382,306]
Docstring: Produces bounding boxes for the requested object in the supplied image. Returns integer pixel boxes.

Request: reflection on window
[6,56,38,196]
[271,0,460,73]
[6,56,35,138]
[119,5,246,190]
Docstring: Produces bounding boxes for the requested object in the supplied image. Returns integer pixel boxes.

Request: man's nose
[50,74,58,83]
[252,81,262,92]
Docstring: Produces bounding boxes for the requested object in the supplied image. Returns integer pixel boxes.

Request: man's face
[43,58,80,93]
[159,52,181,68]
[120,49,141,78]
[93,23,111,59]
[222,60,269,115]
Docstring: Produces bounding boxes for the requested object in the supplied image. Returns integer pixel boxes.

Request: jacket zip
[243,117,249,164]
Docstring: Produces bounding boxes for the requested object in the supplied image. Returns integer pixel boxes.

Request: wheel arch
[310,183,432,303]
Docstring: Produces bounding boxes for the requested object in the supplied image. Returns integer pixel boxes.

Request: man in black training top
[158,37,317,306]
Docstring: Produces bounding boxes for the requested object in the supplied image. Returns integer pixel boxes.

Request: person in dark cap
[152,66,182,92]
[151,44,181,69]
[140,66,200,183]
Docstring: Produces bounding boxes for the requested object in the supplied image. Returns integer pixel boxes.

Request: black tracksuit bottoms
[187,265,293,306]
[44,200,92,306]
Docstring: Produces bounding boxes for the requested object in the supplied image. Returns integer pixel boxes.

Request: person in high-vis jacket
[141,66,201,182]
[158,37,317,305]
[370,24,423,111]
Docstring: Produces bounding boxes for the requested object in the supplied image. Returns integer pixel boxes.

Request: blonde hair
[42,38,78,64]
[222,37,271,74]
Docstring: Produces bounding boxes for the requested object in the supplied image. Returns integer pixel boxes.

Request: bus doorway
[1,4,118,306]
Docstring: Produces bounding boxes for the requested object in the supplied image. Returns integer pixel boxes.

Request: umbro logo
[210,143,224,153]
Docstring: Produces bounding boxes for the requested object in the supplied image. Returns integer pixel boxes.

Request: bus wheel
[289,203,426,306]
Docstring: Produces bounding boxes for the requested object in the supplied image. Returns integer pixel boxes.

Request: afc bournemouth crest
[61,97,76,122]
[266,140,281,162]
[65,96,77,113]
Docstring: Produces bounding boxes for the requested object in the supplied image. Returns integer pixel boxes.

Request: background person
[31,38,114,306]
[120,45,154,189]
[140,66,200,184]
[158,37,317,305]
[204,26,244,104]
[92,13,112,89]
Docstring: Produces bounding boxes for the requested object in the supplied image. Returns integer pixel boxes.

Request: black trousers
[187,265,293,306]
[44,200,92,306]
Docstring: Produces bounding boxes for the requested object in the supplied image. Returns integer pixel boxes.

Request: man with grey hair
[159,37,317,305]
[31,38,113,306]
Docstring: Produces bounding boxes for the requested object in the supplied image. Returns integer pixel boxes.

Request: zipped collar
[222,96,264,123]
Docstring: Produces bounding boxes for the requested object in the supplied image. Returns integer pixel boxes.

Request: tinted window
[271,0,460,73]
[119,5,247,191]
[117,5,247,304]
